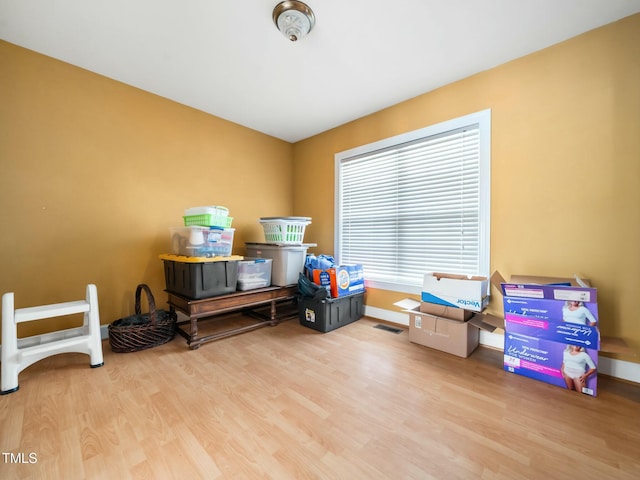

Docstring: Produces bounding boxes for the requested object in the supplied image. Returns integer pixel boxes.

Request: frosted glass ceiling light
[273,1,315,42]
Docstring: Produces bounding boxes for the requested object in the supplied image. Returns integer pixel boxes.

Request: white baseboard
[365,305,409,326]
[365,306,640,385]
[598,357,640,384]
[479,330,505,350]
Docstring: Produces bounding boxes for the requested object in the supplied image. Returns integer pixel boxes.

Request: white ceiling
[2,0,640,143]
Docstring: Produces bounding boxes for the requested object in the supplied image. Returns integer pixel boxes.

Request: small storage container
[170,227,234,257]
[183,214,233,228]
[183,206,232,228]
[298,292,365,333]
[245,243,311,286]
[160,254,241,299]
[237,258,272,291]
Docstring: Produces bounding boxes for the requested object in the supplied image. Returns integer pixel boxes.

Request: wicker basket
[108,284,177,353]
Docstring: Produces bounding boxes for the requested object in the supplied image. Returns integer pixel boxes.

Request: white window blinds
[336,110,491,293]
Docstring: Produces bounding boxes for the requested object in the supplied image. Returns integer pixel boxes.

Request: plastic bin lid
[159,253,243,263]
[245,242,317,249]
[239,257,272,263]
[184,206,229,216]
[173,225,224,231]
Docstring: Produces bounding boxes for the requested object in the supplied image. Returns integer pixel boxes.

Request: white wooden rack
[1,284,104,394]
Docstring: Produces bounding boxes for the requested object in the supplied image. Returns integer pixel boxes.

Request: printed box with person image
[504,331,598,397]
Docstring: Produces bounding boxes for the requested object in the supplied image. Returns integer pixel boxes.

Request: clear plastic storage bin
[237,258,273,291]
[170,227,235,257]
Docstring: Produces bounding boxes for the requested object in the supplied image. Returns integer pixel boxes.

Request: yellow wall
[293,14,640,360]
[2,15,639,362]
[0,41,293,338]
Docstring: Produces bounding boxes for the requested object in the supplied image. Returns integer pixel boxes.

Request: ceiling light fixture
[272,1,315,42]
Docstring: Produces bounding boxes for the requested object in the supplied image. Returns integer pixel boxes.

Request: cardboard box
[422,272,489,312]
[409,310,479,358]
[504,331,598,397]
[501,282,597,304]
[491,271,636,356]
[312,264,365,298]
[396,299,480,358]
[468,312,505,332]
[502,295,599,325]
[419,301,473,321]
[494,270,600,348]
[505,313,600,350]
[507,274,589,287]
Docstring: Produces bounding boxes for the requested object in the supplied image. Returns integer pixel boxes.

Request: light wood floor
[1,314,639,480]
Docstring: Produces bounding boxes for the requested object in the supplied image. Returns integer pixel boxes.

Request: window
[335,109,491,294]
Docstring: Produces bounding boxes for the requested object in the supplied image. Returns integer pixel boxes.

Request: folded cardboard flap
[395,298,474,322]
[432,272,487,282]
[490,270,590,290]
[490,271,507,291]
[420,301,473,321]
[509,274,590,287]
[394,298,421,311]
[468,313,504,333]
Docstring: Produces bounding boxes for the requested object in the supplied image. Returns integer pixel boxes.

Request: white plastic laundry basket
[259,217,311,245]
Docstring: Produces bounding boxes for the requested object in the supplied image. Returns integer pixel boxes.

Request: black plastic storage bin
[298,292,365,332]
[161,255,239,299]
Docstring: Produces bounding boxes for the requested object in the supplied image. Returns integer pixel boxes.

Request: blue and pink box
[504,331,598,397]
[497,275,600,396]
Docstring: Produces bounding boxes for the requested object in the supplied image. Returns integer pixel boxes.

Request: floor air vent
[374,324,403,334]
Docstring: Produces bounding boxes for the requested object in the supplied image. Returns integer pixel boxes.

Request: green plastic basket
[183,214,233,228]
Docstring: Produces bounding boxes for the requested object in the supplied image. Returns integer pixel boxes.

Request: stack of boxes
[160,205,243,299]
[311,264,365,299]
[399,273,492,358]
[497,274,600,396]
[246,216,315,287]
[299,261,366,333]
[171,206,235,257]
[397,270,627,395]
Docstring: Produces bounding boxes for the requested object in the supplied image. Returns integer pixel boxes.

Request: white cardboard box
[422,272,489,312]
